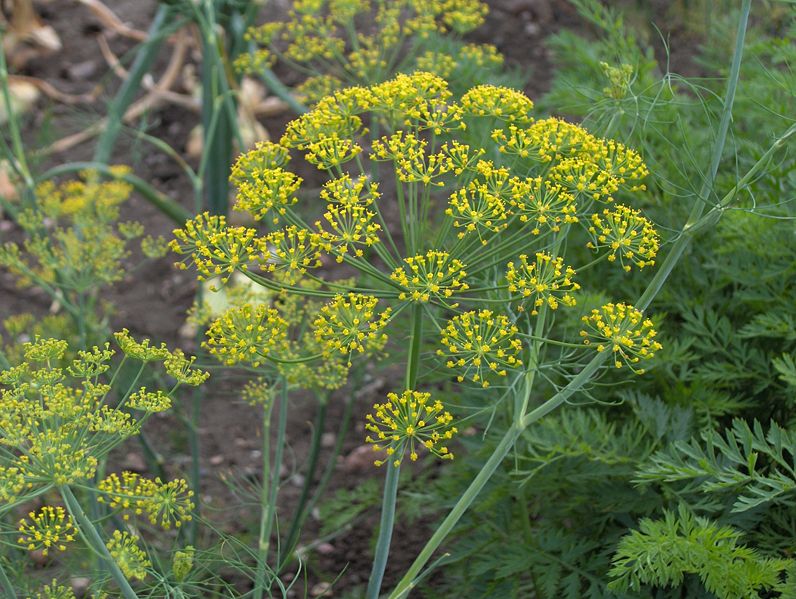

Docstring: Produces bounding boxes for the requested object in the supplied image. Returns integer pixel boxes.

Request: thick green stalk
[94,6,172,164]
[61,486,140,599]
[254,379,289,598]
[388,3,752,595]
[367,303,424,598]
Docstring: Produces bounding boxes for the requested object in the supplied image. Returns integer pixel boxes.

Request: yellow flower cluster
[234,167,301,225]
[365,390,457,466]
[438,310,523,387]
[447,182,509,242]
[204,304,289,367]
[31,580,77,599]
[580,303,662,370]
[98,471,195,529]
[128,388,172,413]
[106,530,151,581]
[550,158,620,203]
[313,294,391,361]
[390,251,469,303]
[17,506,76,556]
[509,178,578,234]
[321,174,380,207]
[0,169,144,300]
[170,214,269,285]
[587,205,660,271]
[505,253,580,315]
[461,85,534,124]
[263,226,324,284]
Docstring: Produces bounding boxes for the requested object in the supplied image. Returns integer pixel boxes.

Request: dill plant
[169,70,667,596]
[0,333,206,597]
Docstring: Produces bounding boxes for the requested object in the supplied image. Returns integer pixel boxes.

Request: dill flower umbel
[17,506,76,556]
[32,580,77,599]
[106,530,151,581]
[447,183,510,242]
[128,388,172,413]
[461,85,534,124]
[313,293,391,361]
[204,304,289,367]
[390,251,469,303]
[98,472,195,529]
[170,213,270,284]
[365,390,457,467]
[505,253,580,315]
[234,167,302,225]
[438,310,523,387]
[580,303,662,371]
[587,204,660,271]
[508,178,578,235]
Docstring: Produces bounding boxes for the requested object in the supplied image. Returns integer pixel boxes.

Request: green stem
[61,486,140,599]
[389,426,524,599]
[281,397,328,563]
[368,303,424,598]
[254,379,289,598]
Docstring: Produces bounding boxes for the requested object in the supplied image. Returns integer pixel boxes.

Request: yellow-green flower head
[241,378,274,408]
[365,390,457,467]
[416,50,458,79]
[527,117,604,162]
[234,167,301,225]
[587,205,660,271]
[321,174,380,207]
[145,477,195,529]
[390,251,469,303]
[243,22,282,46]
[441,141,485,175]
[460,43,504,68]
[550,158,619,203]
[595,139,649,191]
[128,388,172,413]
[313,293,391,360]
[446,185,509,243]
[330,0,370,22]
[17,506,76,556]
[580,302,662,371]
[440,0,488,33]
[438,310,523,387]
[204,304,289,367]
[370,72,452,127]
[90,405,140,437]
[283,13,345,62]
[316,205,382,260]
[141,234,170,259]
[170,213,270,284]
[305,134,363,170]
[23,428,99,485]
[32,580,77,599]
[23,338,68,363]
[0,466,26,502]
[107,531,151,581]
[172,545,196,583]
[348,45,389,81]
[98,472,195,529]
[505,253,580,315]
[509,177,578,235]
[263,225,324,284]
[67,344,115,378]
[278,344,351,391]
[164,348,210,386]
[113,329,170,362]
[282,102,365,150]
[296,74,344,107]
[461,85,534,125]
